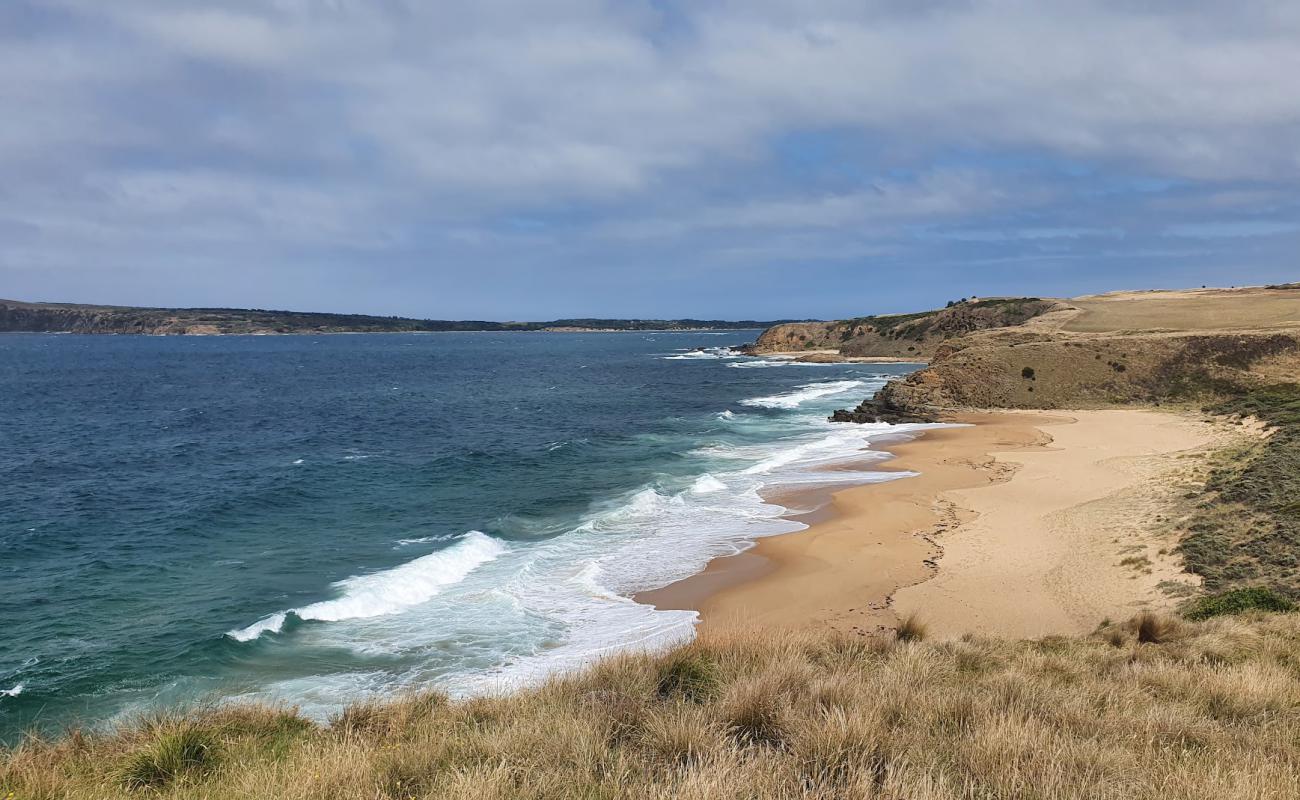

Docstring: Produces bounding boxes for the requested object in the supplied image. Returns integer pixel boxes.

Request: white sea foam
[740,380,865,409]
[227,532,506,641]
[1,684,23,698]
[727,359,849,369]
[690,474,727,494]
[660,347,741,361]
[228,614,288,642]
[395,534,458,546]
[717,409,735,419]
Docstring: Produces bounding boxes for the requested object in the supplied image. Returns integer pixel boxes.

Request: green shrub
[1183,587,1296,620]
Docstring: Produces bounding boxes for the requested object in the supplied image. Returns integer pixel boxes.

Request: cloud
[0,1,1298,315]
[1164,221,1300,239]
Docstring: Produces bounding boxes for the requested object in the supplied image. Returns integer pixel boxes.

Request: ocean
[0,331,923,741]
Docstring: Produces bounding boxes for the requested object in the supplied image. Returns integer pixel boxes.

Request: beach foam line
[740,380,865,409]
[227,531,507,642]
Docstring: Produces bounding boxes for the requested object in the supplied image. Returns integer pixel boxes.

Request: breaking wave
[227,532,507,642]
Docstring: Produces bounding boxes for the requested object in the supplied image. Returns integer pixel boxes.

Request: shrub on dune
[1183,587,1295,620]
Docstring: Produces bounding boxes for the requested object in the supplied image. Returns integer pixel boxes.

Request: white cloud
[1,0,1298,311]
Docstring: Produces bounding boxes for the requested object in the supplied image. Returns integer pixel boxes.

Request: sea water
[0,331,925,740]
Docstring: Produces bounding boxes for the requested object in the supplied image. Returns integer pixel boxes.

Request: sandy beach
[639,409,1243,639]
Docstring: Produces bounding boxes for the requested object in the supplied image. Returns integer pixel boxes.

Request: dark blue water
[0,332,920,740]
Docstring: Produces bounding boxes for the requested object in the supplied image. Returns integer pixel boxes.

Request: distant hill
[0,299,793,335]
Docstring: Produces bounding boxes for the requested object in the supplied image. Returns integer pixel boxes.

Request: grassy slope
[5,613,1300,799]
[1179,385,1300,600]
[1063,287,1300,333]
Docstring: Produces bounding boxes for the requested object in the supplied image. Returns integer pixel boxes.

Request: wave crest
[227,532,506,642]
[740,380,865,409]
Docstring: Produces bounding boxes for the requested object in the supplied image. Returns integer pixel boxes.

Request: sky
[1,1,1298,320]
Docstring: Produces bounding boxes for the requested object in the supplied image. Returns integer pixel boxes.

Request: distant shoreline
[0,297,800,337]
[0,326,768,336]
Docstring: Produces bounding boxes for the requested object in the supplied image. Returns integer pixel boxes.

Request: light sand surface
[640,409,1247,640]
[893,410,1233,638]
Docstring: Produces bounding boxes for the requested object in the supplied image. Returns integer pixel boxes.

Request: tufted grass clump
[895,612,928,643]
[655,649,721,703]
[117,721,219,790]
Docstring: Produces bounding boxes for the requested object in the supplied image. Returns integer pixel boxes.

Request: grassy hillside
[1063,286,1300,333]
[4,611,1298,799]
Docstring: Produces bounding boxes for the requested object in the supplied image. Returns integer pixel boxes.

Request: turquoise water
[0,332,922,741]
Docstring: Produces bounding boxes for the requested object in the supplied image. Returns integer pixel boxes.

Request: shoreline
[638,409,1238,640]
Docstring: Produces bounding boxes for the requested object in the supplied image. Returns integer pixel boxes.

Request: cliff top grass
[5,610,1300,800]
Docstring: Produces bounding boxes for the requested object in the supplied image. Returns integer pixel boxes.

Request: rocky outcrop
[745,322,841,354]
[829,391,936,424]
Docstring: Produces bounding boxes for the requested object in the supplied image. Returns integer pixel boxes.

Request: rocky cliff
[745,298,1062,360]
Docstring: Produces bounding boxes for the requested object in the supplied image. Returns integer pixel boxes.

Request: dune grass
[4,611,1300,799]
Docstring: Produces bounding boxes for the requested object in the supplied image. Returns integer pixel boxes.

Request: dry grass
[4,613,1300,799]
[895,612,928,643]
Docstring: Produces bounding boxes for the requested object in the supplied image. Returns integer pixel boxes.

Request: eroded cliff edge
[813,285,1300,420]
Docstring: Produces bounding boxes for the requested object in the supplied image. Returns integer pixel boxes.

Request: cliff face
[745,298,1061,359]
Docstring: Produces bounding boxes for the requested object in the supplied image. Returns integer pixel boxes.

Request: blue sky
[1,1,1297,319]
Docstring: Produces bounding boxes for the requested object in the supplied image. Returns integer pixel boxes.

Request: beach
[640,409,1245,639]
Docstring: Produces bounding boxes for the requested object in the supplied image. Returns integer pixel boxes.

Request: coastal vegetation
[1179,384,1300,601]
[0,299,792,335]
[4,611,1298,799]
